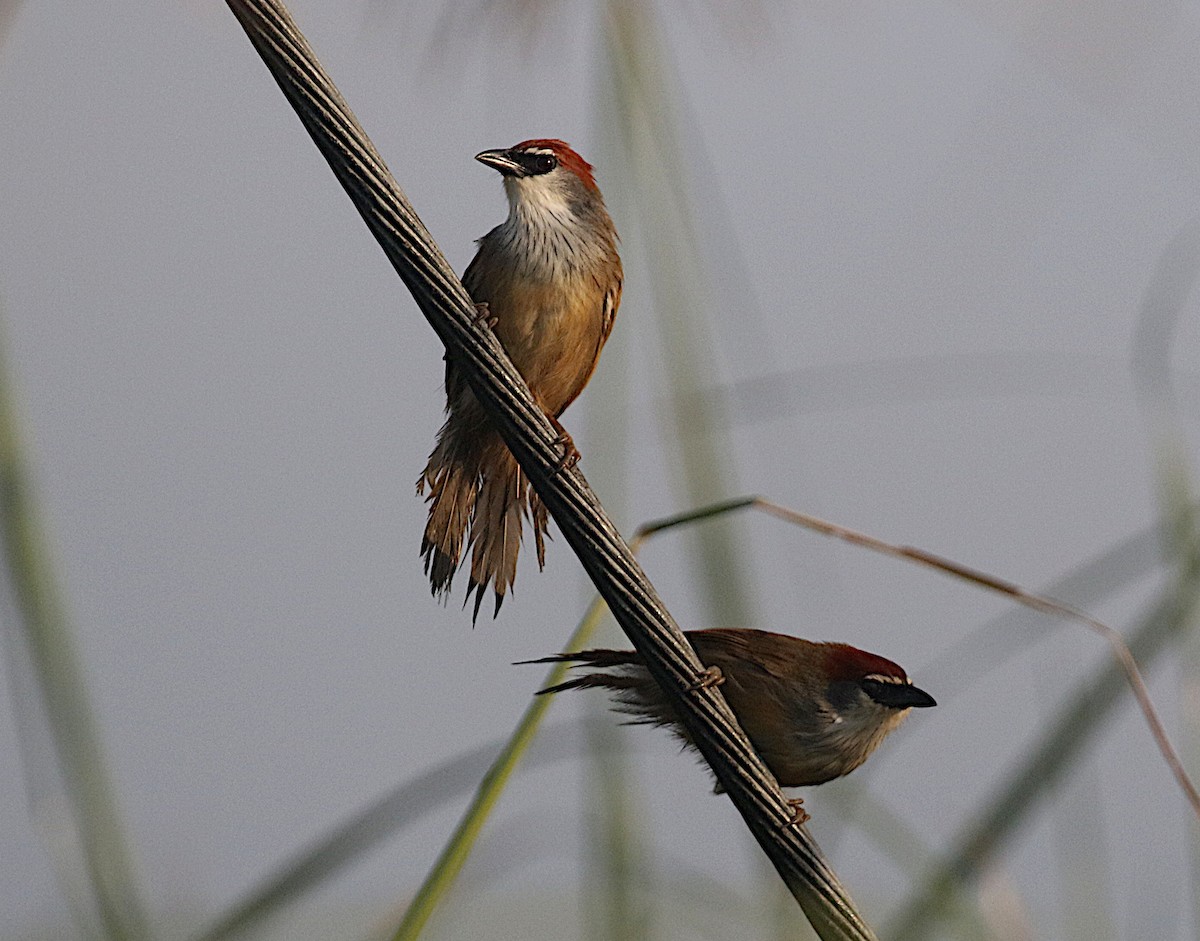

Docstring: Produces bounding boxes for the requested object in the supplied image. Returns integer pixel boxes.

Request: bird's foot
[547,416,580,472]
[472,302,498,329]
[689,665,725,692]
[784,798,810,827]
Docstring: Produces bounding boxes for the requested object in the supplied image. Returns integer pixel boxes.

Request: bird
[417,140,622,621]
[524,628,935,821]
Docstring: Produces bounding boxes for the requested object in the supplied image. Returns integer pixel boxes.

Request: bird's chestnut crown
[825,643,937,711]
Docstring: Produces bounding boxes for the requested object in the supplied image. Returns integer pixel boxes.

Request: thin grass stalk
[1049,762,1114,941]
[224,5,881,937]
[585,712,649,941]
[391,598,609,941]
[815,786,996,941]
[647,497,1200,814]
[888,540,1200,938]
[1183,626,1200,941]
[1130,215,1200,941]
[601,0,754,628]
[0,320,151,941]
[194,722,589,941]
[1155,441,1200,941]
[584,75,643,941]
[636,495,1200,933]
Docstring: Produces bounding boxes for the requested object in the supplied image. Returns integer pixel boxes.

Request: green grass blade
[888,540,1200,939]
[0,319,151,941]
[601,0,755,628]
[389,597,609,941]
[195,721,589,941]
[585,710,650,941]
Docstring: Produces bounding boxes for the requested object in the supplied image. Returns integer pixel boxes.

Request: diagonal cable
[223,1,878,937]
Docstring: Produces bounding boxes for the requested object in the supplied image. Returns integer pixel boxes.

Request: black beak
[475,149,525,177]
[868,681,937,709]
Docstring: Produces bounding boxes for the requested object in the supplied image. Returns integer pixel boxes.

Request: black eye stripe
[513,150,558,176]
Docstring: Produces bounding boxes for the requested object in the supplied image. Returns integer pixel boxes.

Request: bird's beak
[475,149,526,177]
[874,683,937,709]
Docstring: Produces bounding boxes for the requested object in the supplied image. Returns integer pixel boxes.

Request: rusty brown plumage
[525,628,935,792]
[418,140,622,620]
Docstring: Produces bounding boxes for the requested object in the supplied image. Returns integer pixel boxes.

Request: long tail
[465,441,524,619]
[519,648,644,694]
[521,647,686,746]
[417,423,479,603]
[522,647,727,791]
[418,430,550,620]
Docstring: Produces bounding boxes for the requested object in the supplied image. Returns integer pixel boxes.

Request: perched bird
[418,139,622,620]
[527,628,935,820]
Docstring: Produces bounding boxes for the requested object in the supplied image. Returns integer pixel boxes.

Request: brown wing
[554,273,622,417]
[599,276,621,348]
[685,629,831,777]
[686,628,803,680]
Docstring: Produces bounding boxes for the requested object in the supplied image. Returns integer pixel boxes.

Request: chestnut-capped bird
[527,628,935,820]
[418,140,622,620]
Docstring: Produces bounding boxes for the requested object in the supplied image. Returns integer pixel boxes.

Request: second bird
[418,140,622,619]
[527,628,936,820]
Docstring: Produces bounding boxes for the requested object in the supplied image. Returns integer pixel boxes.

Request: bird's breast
[464,214,618,415]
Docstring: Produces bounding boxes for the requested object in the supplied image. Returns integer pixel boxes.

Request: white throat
[496,175,604,280]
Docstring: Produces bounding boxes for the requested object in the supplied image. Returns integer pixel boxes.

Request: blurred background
[1,0,1198,938]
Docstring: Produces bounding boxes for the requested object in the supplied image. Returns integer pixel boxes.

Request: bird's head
[818,643,936,754]
[476,139,597,188]
[475,139,606,226]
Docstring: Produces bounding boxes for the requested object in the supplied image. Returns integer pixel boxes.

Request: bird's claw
[784,798,810,827]
[544,415,581,473]
[472,301,498,329]
[689,665,725,692]
[552,432,581,473]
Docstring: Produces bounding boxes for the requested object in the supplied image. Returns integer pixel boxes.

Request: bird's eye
[533,153,557,174]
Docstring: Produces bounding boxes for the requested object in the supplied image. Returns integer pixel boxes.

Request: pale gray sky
[1,1,1198,938]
